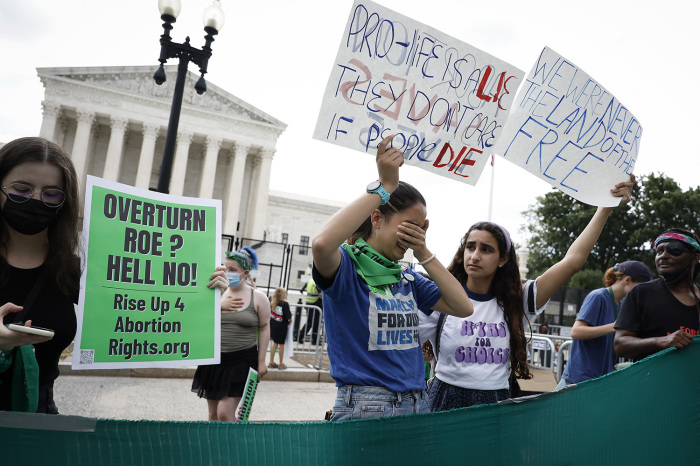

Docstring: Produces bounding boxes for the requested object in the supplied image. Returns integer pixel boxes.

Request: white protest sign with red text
[313,0,524,186]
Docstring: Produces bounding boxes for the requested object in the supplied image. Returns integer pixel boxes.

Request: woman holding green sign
[0,137,81,414]
[193,246,271,422]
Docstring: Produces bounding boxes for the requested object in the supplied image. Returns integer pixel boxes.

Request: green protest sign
[73,176,221,369]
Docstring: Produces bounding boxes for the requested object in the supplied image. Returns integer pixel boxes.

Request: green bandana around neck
[343,238,402,296]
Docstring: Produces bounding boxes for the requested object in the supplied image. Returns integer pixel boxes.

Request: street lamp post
[153,0,225,194]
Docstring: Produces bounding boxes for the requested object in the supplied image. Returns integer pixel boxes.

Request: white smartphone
[7,323,55,338]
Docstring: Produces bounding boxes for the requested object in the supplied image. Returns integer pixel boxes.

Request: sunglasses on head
[656,241,690,257]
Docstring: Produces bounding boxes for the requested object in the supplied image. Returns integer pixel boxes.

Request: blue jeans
[329,385,430,422]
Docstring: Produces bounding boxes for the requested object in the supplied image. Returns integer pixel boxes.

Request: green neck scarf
[0,344,39,412]
[343,238,402,296]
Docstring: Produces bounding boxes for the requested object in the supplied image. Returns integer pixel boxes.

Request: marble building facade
[35,65,343,289]
[37,65,288,240]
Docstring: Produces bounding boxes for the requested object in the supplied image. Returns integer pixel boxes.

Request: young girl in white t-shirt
[422,177,636,411]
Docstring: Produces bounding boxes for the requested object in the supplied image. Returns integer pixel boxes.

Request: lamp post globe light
[153,0,225,194]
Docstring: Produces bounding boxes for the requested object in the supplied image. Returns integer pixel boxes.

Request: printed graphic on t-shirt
[271,306,284,322]
[454,320,510,365]
[368,289,420,351]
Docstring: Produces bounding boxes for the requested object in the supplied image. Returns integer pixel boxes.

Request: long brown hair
[447,222,532,380]
[0,137,81,295]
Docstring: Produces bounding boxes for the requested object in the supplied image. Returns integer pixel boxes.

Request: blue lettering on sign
[501,48,642,196]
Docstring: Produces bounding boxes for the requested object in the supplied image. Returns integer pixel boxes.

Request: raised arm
[424,260,474,318]
[312,136,403,279]
[534,175,635,308]
[398,221,472,318]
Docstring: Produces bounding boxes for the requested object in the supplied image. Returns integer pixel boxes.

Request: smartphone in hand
[7,323,55,338]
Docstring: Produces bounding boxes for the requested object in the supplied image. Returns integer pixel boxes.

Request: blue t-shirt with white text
[313,247,440,392]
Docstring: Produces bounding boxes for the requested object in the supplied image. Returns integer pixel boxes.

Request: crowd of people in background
[0,135,698,423]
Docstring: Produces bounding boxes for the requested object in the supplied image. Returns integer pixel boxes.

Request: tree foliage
[523,173,700,287]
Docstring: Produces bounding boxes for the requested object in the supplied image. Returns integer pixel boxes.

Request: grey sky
[1,0,697,264]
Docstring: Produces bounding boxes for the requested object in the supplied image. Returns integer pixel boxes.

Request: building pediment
[38,65,286,131]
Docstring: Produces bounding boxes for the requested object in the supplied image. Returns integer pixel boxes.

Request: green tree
[627,173,700,272]
[522,173,700,284]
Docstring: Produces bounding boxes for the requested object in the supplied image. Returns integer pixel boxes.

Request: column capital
[76,108,96,126]
[177,130,194,145]
[142,122,161,139]
[110,115,129,132]
[260,147,276,160]
[233,141,251,156]
[205,135,223,151]
[41,101,62,119]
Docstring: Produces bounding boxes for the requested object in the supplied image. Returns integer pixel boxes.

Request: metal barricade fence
[291,303,327,370]
[556,339,572,382]
[555,339,633,383]
[527,333,573,382]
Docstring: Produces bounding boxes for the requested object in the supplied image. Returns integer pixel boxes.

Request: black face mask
[2,198,59,235]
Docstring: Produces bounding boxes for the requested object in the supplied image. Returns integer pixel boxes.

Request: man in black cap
[614,228,700,360]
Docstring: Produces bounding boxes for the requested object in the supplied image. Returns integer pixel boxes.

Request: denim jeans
[329,385,430,422]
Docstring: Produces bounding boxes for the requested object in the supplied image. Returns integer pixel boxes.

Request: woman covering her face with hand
[312,135,473,421]
[0,137,81,414]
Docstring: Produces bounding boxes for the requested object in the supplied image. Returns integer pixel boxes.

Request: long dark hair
[447,222,532,380]
[0,137,81,295]
[348,181,426,245]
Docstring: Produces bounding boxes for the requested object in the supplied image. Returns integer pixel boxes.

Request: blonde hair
[271,287,287,309]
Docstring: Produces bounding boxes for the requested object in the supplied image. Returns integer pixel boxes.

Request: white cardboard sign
[313,0,525,185]
[493,47,641,206]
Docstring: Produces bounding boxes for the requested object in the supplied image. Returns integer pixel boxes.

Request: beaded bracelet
[417,254,436,266]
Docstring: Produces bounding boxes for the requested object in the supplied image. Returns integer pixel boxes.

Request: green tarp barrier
[2,338,699,465]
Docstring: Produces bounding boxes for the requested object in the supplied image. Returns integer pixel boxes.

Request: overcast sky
[1,0,698,265]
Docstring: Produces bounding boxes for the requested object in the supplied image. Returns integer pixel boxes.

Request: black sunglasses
[656,241,691,257]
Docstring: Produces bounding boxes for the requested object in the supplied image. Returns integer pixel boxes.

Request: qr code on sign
[79,349,95,365]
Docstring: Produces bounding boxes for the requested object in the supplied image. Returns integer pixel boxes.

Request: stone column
[223,143,249,235]
[248,148,275,239]
[135,122,161,190]
[198,135,223,198]
[55,117,68,148]
[39,101,62,141]
[102,116,129,181]
[169,130,193,196]
[71,108,96,183]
